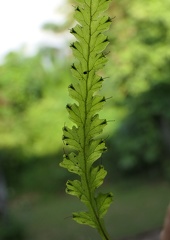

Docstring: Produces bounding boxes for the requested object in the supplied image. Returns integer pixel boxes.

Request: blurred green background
[0,0,170,239]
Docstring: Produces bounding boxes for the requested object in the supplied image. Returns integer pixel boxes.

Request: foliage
[107,82,170,179]
[60,0,113,239]
[98,0,170,178]
[0,50,69,155]
[105,0,170,102]
[0,49,71,188]
[0,0,169,192]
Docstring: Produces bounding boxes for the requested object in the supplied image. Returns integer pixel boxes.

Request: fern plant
[60,0,113,239]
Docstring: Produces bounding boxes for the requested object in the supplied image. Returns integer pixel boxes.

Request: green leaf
[96,0,112,14]
[73,211,96,228]
[88,114,107,137]
[66,103,82,125]
[75,7,91,26]
[60,0,113,237]
[87,139,107,164]
[90,165,107,190]
[75,0,84,4]
[70,63,82,80]
[96,192,113,218]
[66,179,82,198]
[88,95,106,115]
[62,125,82,150]
[59,152,82,175]
[68,83,82,103]
[91,16,112,34]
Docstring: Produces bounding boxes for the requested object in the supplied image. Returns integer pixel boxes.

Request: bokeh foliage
[0,49,71,188]
[0,0,170,191]
[103,0,170,178]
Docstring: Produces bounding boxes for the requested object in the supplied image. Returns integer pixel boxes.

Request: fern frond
[60,0,113,239]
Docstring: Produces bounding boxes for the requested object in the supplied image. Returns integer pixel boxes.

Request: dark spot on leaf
[102,147,107,152]
[63,126,68,131]
[98,77,103,82]
[70,43,77,49]
[62,135,69,140]
[69,84,75,90]
[75,6,81,12]
[105,17,112,23]
[71,64,77,70]
[70,28,77,34]
[107,193,113,197]
[103,37,109,43]
[100,119,107,125]
[67,181,73,186]
[99,139,105,144]
[100,97,106,102]
[66,104,72,110]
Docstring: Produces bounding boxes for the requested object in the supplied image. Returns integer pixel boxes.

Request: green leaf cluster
[108,82,170,179]
[0,50,72,189]
[105,0,170,103]
[60,0,113,239]
[0,50,71,159]
[100,0,170,178]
